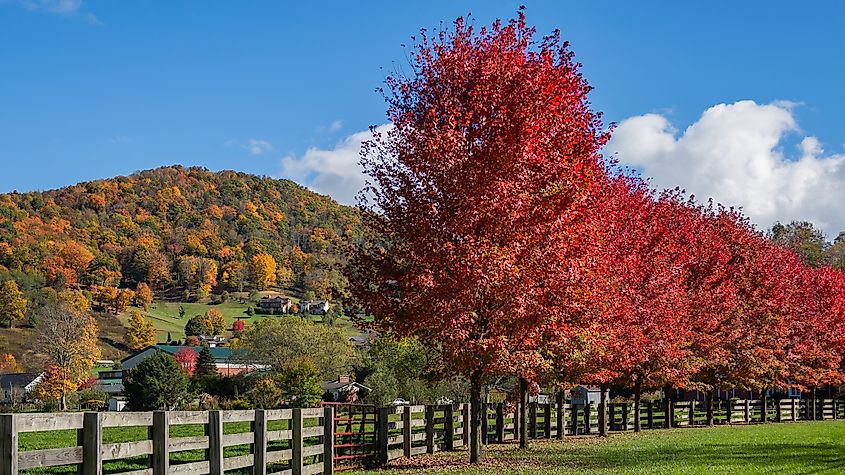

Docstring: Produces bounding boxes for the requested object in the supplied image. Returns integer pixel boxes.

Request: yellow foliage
[249,253,277,290]
[124,309,157,350]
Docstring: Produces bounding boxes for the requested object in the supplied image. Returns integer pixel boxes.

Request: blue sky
[2,1,845,230]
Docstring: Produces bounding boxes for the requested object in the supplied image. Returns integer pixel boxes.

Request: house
[197,335,228,348]
[321,375,371,403]
[0,372,43,404]
[300,299,330,315]
[257,296,291,314]
[349,329,378,350]
[108,396,128,412]
[122,345,266,377]
[569,385,609,405]
[96,369,125,396]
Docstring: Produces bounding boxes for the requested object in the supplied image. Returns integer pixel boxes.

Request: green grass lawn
[365,421,845,475]
[119,300,360,341]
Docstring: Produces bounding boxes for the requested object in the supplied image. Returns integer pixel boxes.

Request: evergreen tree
[195,346,217,376]
[124,351,188,410]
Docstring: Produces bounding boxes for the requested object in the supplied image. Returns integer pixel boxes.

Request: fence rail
[1,398,843,475]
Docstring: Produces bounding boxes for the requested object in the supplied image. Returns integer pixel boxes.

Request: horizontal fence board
[169,412,208,425]
[302,463,323,475]
[222,432,254,447]
[102,412,153,427]
[265,449,293,464]
[302,444,324,457]
[223,454,254,471]
[17,413,84,432]
[168,436,209,452]
[267,429,292,442]
[409,446,427,456]
[19,446,83,469]
[266,409,292,421]
[101,440,154,460]
[221,411,255,423]
[169,460,210,475]
[301,426,323,438]
[300,408,323,418]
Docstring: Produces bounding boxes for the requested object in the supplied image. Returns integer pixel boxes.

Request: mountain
[0,166,363,368]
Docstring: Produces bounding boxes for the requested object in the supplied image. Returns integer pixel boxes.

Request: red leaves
[353,9,845,398]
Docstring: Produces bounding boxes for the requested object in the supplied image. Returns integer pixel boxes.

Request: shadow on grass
[378,424,845,474]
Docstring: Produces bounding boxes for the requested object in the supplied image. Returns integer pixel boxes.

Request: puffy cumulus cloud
[280,125,391,206]
[607,100,845,234]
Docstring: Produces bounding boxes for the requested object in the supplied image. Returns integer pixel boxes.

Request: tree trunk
[633,381,642,432]
[469,372,483,464]
[663,385,672,429]
[706,391,714,427]
[518,377,529,449]
[761,389,768,423]
[812,387,818,420]
[599,383,608,437]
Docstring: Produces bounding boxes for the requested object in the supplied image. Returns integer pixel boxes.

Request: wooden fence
[1,399,843,475]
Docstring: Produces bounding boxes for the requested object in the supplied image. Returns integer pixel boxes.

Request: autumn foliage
[354,9,845,463]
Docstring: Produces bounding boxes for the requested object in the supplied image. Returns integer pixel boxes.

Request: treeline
[0,166,362,318]
[351,10,845,464]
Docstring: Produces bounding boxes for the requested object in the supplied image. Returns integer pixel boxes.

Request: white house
[569,385,609,405]
[0,372,44,404]
[301,299,330,315]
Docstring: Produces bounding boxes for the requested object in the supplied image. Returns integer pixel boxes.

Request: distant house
[349,329,379,350]
[257,296,291,314]
[0,372,43,404]
[122,345,266,377]
[96,369,125,396]
[321,375,371,403]
[570,385,608,405]
[300,299,330,315]
[197,335,229,348]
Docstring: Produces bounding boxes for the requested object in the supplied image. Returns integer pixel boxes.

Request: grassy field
[365,421,845,475]
[120,300,359,342]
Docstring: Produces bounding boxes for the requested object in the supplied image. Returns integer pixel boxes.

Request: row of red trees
[352,10,845,463]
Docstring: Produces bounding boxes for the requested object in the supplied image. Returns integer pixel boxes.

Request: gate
[321,402,379,470]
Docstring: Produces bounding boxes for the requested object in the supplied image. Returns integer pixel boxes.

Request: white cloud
[607,100,845,234]
[329,120,343,132]
[280,125,390,206]
[245,139,273,155]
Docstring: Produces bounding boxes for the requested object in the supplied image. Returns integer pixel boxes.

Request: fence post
[688,401,695,427]
[81,413,103,475]
[743,400,750,424]
[480,401,488,445]
[647,401,654,429]
[377,407,389,464]
[0,414,18,475]
[444,405,455,451]
[425,406,434,454]
[774,400,782,423]
[253,409,267,475]
[322,406,335,475]
[570,404,578,435]
[834,400,839,420]
[494,403,504,444]
[791,398,797,421]
[583,404,592,435]
[208,411,223,475]
[622,403,629,431]
[403,406,412,458]
[556,394,565,440]
[461,404,470,447]
[726,400,733,424]
[543,404,552,439]
[152,411,169,475]
[529,403,537,439]
[292,408,304,475]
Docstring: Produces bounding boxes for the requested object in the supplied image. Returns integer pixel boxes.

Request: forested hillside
[0,165,361,302]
